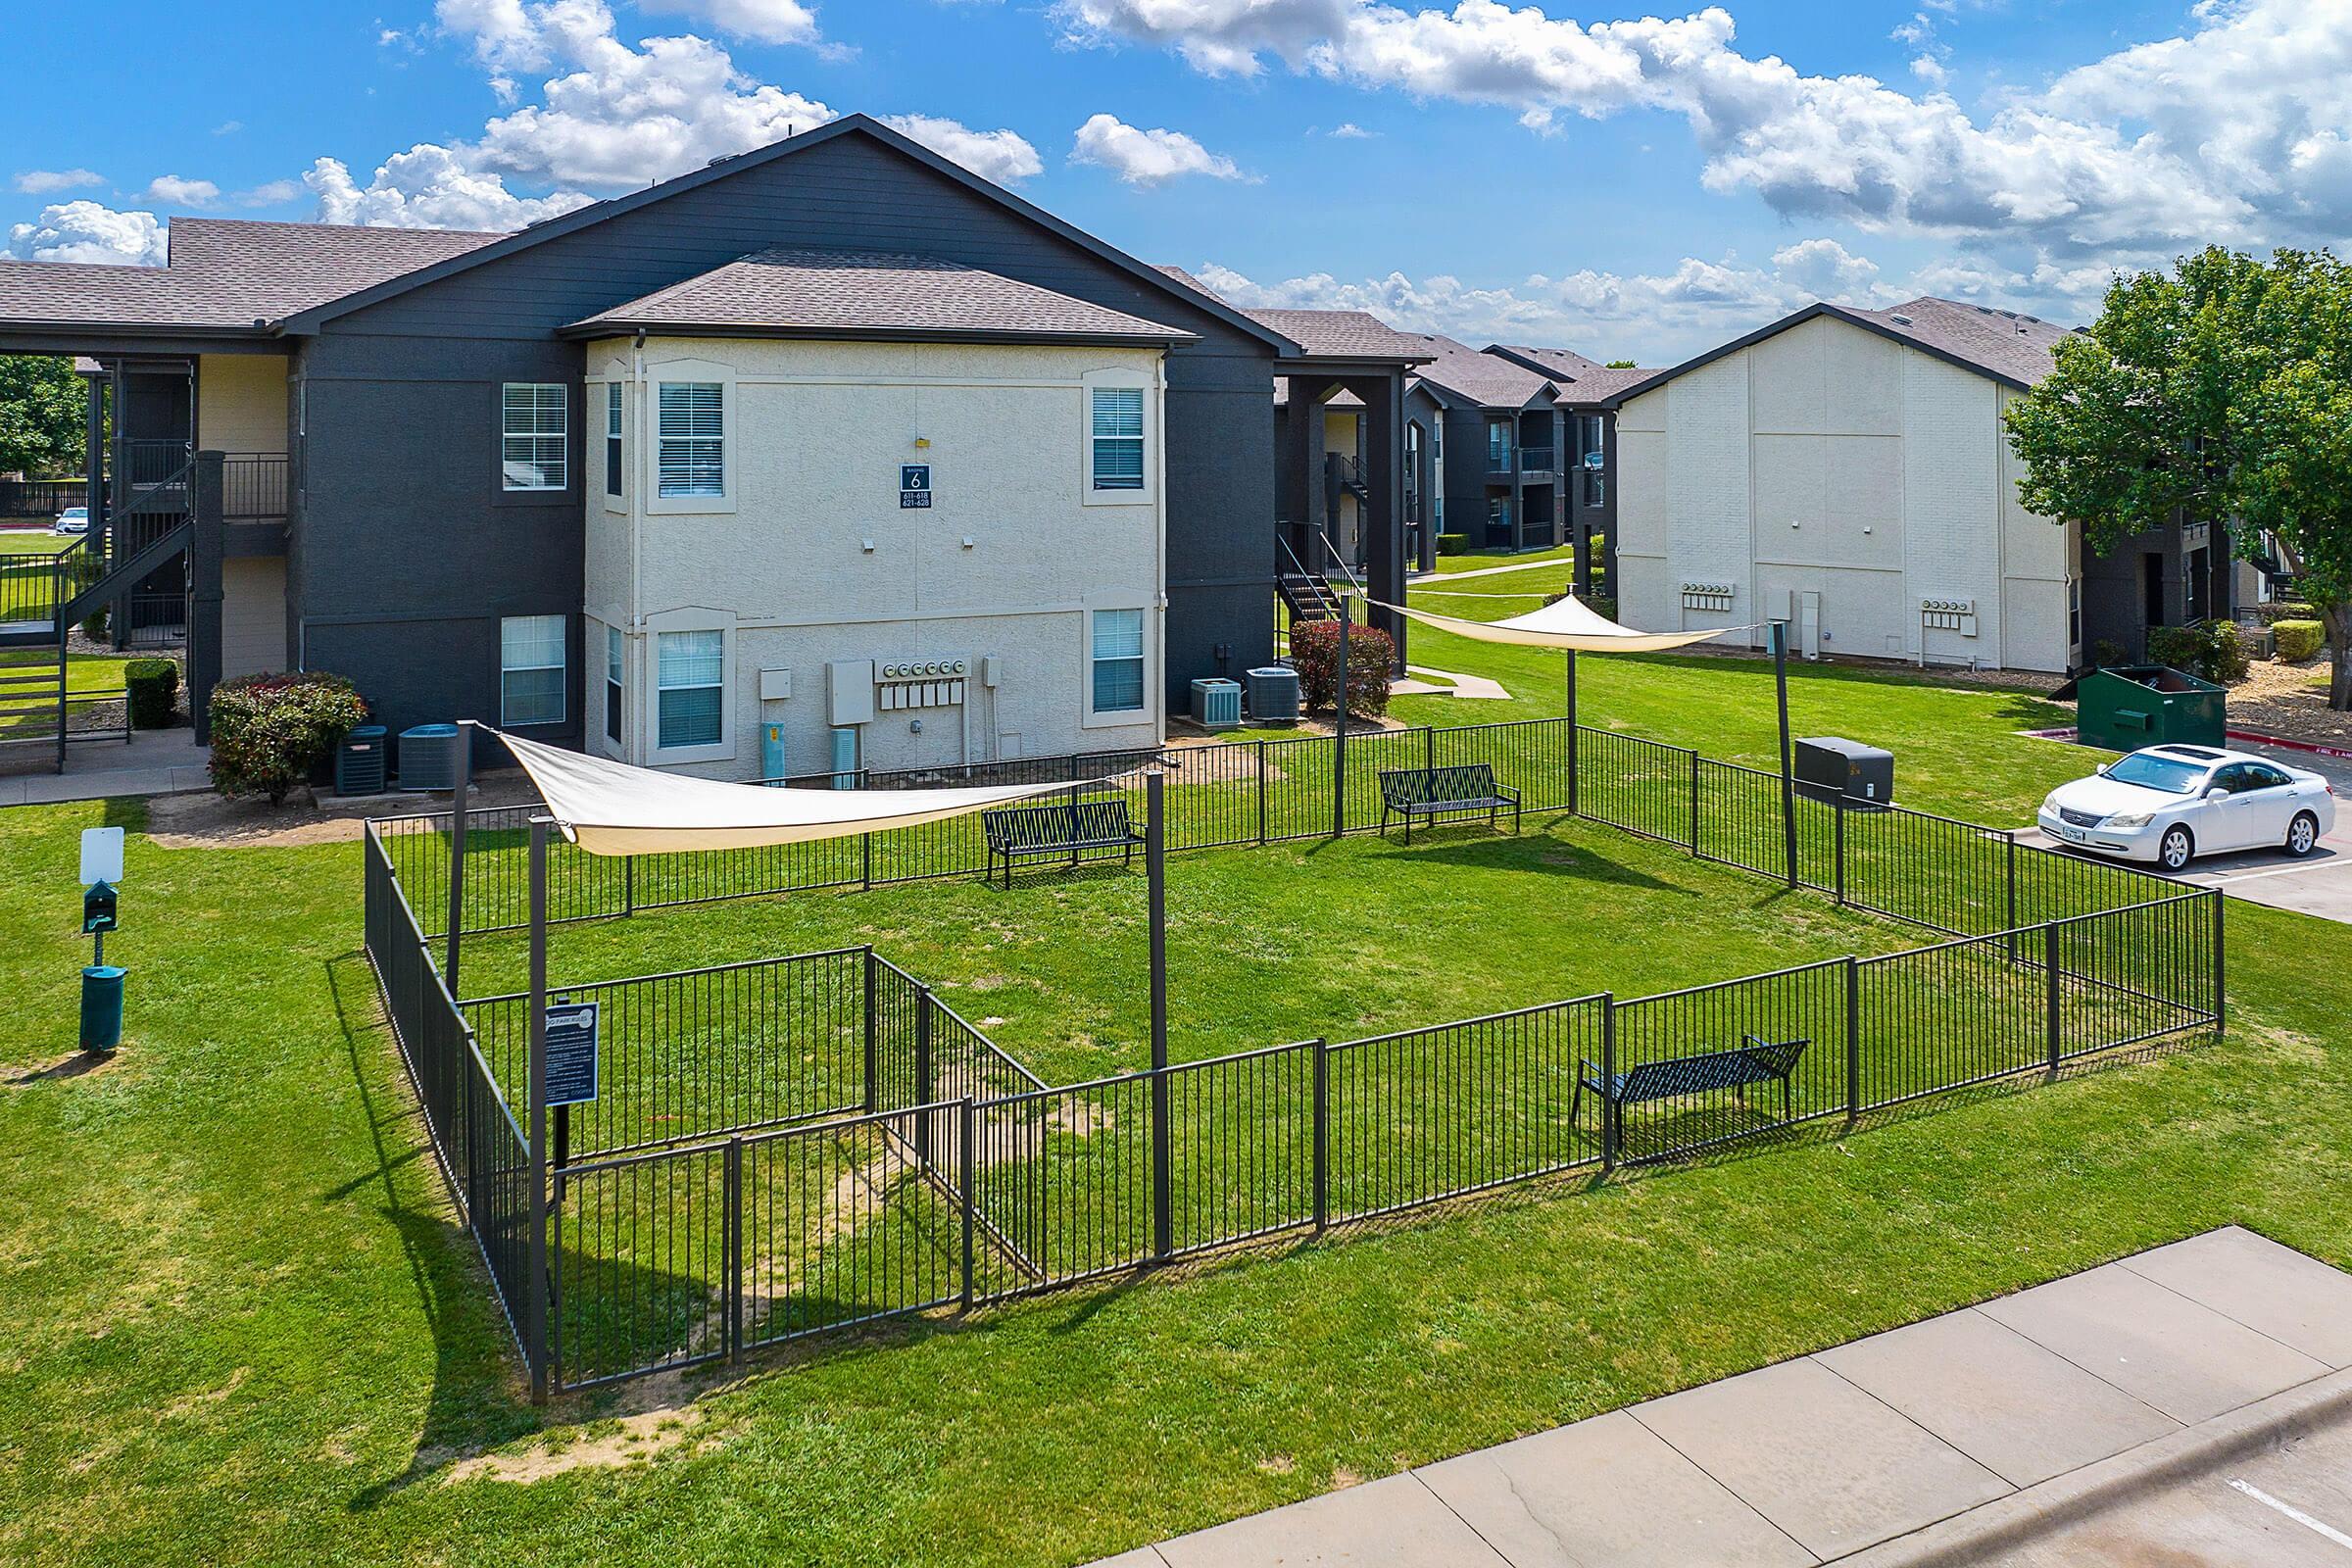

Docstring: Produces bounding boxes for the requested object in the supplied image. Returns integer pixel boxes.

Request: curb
[2227,728,2352,762]
[1829,1366,2352,1565]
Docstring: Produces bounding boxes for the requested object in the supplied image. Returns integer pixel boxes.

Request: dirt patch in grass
[441,1404,715,1486]
[144,770,544,850]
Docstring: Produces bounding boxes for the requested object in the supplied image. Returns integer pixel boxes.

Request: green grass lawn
[0,652,2345,1567]
[1427,541,1577,574]
[0,527,80,556]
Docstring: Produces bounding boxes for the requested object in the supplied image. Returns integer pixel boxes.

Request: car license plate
[2059,824,2087,843]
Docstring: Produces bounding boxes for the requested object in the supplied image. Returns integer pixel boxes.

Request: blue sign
[900,491,932,509]
[544,1001,600,1108]
[900,463,933,508]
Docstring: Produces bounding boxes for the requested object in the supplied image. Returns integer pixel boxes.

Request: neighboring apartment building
[1603,297,2238,673]
[0,116,1404,779]
[1481,345,1656,597]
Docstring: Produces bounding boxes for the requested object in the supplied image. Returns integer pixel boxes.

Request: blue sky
[6,0,2345,362]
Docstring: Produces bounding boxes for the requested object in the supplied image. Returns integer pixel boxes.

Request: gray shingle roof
[0,218,507,332]
[565,248,1193,343]
[1237,308,1430,362]
[1410,334,1561,409]
[1853,296,2074,386]
[1489,344,1660,403]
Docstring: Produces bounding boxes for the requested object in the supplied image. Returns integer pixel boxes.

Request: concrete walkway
[1408,556,1574,584]
[1393,665,1511,700]
[0,728,210,807]
[1090,1228,2352,1567]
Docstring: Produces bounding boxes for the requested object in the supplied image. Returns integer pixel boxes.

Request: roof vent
[1888,313,1912,325]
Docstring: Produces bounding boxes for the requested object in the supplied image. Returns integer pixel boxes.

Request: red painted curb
[2227,728,2352,761]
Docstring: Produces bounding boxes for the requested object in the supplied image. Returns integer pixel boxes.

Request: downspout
[631,330,647,760]
[1153,351,1170,736]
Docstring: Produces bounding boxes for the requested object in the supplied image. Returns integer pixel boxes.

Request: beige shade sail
[1374,593,1758,654]
[496,730,1095,857]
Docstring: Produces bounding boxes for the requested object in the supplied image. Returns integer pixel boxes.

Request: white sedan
[2038,745,2336,872]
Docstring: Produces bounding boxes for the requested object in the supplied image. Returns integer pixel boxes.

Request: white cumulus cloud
[882,115,1044,183]
[7,201,171,266]
[142,175,221,209]
[304,146,593,229]
[13,169,104,195]
[1070,113,1249,185]
[637,0,822,46]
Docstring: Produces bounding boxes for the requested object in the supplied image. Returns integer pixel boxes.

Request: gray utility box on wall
[1245,666,1300,725]
[1794,736,1894,807]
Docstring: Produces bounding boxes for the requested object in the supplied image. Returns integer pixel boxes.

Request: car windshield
[2104,753,2207,795]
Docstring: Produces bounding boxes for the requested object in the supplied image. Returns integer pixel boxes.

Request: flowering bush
[209,671,369,806]
[1288,618,1394,719]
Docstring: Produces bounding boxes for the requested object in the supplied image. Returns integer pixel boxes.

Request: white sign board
[79,826,124,887]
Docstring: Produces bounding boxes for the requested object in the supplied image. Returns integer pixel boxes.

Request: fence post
[444,727,469,996]
[2004,833,2018,964]
[1844,956,1861,1124]
[525,817,551,1403]
[1311,1039,1329,1232]
[959,1099,977,1309]
[1834,802,1846,906]
[623,855,636,918]
[2211,889,2227,1034]
[1255,742,1269,846]
[2044,921,2063,1076]
[861,947,879,1113]
[1566,655,1580,817]
[723,1137,744,1363]
[914,986,935,1166]
[1599,992,1618,1173]
[1688,750,1700,855]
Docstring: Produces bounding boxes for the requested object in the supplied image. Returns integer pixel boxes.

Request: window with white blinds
[657,382,725,498]
[1090,386,1145,491]
[656,628,725,749]
[501,383,566,491]
[605,382,623,498]
[500,614,566,726]
[605,622,623,744]
[1090,609,1146,712]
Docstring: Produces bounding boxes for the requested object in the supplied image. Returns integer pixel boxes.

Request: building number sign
[900,464,932,509]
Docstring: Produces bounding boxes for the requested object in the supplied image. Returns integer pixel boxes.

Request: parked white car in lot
[53,506,88,535]
[2038,745,2335,872]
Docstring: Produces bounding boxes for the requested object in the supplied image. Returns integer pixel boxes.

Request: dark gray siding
[288,130,1277,735]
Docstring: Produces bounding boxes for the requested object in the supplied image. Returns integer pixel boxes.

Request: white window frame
[644,608,735,763]
[1083,604,1152,727]
[603,377,626,510]
[1079,368,1154,508]
[500,613,567,728]
[602,619,625,755]
[500,382,567,492]
[645,360,736,515]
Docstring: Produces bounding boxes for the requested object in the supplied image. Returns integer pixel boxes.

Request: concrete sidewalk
[0,728,211,808]
[1090,1228,2352,1567]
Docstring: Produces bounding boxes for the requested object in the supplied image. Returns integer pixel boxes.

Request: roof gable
[1605,297,2076,407]
[277,115,1289,350]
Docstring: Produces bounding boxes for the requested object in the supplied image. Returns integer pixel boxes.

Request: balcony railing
[223,454,289,521]
[1518,446,1555,473]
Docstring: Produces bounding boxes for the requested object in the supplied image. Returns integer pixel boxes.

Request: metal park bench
[1377,762,1522,843]
[981,796,1145,887]
[1572,1034,1809,1151]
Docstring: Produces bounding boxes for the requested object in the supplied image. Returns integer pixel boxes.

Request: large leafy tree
[2005,246,2352,709]
[0,354,88,477]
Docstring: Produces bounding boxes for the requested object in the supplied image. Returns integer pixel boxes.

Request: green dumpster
[2076,663,2226,753]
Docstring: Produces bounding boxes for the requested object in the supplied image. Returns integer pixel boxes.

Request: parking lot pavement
[2017,740,2352,925]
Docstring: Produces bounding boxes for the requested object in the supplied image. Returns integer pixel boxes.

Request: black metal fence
[375,716,2180,948]
[359,715,2224,1392]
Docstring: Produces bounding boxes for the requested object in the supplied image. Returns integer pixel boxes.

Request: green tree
[2005,246,2352,709]
[0,354,87,476]
[1604,359,1638,368]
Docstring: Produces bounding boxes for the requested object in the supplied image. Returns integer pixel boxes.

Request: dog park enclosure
[363,715,2222,1392]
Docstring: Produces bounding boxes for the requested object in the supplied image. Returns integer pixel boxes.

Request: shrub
[2147,621,2250,684]
[1287,618,1394,719]
[208,671,369,806]
[2254,601,2317,626]
[2090,638,2130,670]
[1435,533,1469,557]
[123,658,178,729]
[2274,618,2327,662]
[79,607,108,640]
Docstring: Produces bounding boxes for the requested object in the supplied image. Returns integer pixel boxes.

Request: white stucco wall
[220,557,287,679]
[585,336,1167,780]
[1608,315,2079,672]
[197,355,288,455]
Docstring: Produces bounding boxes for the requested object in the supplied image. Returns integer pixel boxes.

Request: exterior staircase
[1277,570,1345,624]
[0,446,195,771]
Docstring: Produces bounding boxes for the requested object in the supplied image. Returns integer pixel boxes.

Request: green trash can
[2075,663,2226,753]
[80,965,125,1053]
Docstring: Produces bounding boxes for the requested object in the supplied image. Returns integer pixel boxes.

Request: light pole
[1771,619,1797,890]
[1146,769,1171,1260]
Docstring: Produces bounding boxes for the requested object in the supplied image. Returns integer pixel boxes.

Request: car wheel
[2159,824,2195,872]
[2286,810,2321,858]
